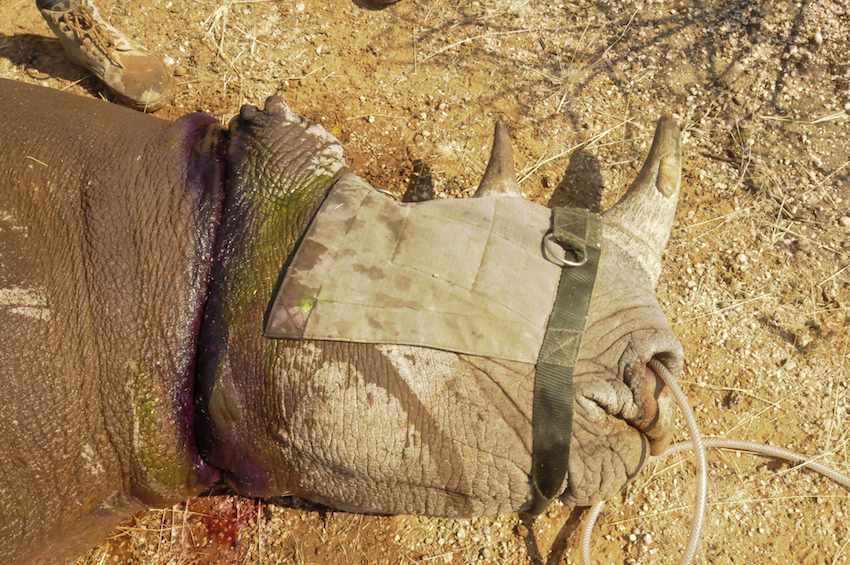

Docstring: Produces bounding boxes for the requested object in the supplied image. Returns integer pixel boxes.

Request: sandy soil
[1,0,849,563]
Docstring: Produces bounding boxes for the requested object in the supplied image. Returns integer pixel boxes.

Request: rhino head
[195,96,684,515]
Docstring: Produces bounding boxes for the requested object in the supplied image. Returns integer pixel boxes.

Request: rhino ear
[264,95,293,117]
[474,120,522,197]
[601,117,682,287]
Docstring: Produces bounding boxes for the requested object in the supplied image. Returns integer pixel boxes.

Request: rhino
[0,77,683,565]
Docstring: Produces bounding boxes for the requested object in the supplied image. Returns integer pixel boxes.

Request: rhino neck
[194,100,346,493]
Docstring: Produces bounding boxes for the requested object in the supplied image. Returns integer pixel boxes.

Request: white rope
[581,359,708,565]
[578,359,850,565]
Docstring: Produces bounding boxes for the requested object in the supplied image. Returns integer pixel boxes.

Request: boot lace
[61,4,122,68]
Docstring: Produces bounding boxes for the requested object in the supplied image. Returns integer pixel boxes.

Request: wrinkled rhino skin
[0,77,683,565]
[0,78,224,564]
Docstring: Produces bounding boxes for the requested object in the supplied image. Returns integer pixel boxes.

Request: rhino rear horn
[601,117,682,286]
[474,120,522,197]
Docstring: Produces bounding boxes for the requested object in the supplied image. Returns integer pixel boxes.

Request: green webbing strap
[528,207,602,516]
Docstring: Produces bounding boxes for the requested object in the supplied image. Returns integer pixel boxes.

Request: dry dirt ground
[2,0,849,563]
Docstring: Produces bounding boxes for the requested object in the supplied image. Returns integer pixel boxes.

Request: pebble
[838,216,850,227]
[479,547,492,559]
[736,253,748,264]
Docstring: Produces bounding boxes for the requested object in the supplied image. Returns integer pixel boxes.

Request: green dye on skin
[224,153,342,452]
[223,143,343,332]
[199,128,346,486]
[134,369,191,490]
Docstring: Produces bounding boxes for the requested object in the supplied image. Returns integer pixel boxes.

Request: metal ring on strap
[543,232,587,267]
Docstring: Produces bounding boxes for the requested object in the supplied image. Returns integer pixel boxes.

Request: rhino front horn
[474,120,522,197]
[601,117,682,286]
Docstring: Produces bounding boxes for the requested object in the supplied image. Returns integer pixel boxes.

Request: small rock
[643,533,653,544]
[516,523,529,537]
[479,547,492,559]
[838,216,850,227]
[736,253,748,264]
[723,390,741,408]
[813,30,823,45]
[796,239,812,254]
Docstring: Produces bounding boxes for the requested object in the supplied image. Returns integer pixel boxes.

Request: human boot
[39,0,175,112]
